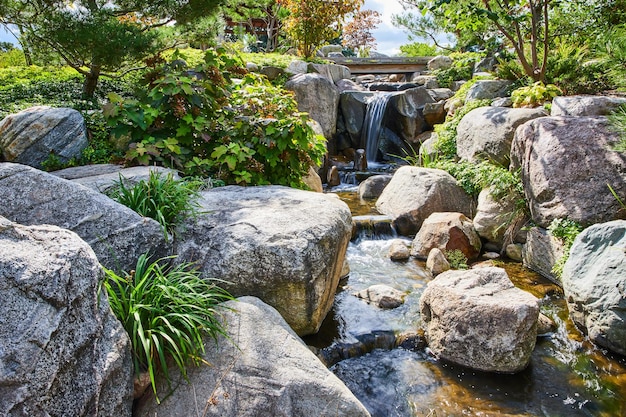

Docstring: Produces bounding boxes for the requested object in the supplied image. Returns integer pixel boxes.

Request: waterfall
[361,92,398,163]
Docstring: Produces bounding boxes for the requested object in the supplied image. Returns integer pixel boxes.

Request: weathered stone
[550,95,626,116]
[358,174,392,200]
[52,164,179,193]
[352,215,394,239]
[474,56,497,73]
[246,62,259,72]
[174,186,352,336]
[511,116,626,227]
[427,55,453,71]
[0,216,133,416]
[303,165,323,192]
[426,247,450,276]
[388,238,411,261]
[260,65,284,81]
[491,97,513,107]
[537,313,557,336]
[562,220,626,355]
[420,267,539,373]
[522,227,564,284]
[451,81,466,92]
[0,106,88,169]
[319,44,344,57]
[308,63,351,84]
[418,134,439,162]
[285,73,340,139]
[386,87,435,143]
[423,102,446,127]
[473,186,519,247]
[427,88,454,102]
[336,78,366,93]
[506,243,523,262]
[354,284,406,309]
[465,80,512,101]
[135,297,371,417]
[286,59,309,75]
[0,163,167,273]
[411,212,482,261]
[340,91,374,147]
[411,75,439,89]
[456,106,547,166]
[376,166,474,236]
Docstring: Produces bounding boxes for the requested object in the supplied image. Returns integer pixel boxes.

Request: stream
[304,189,626,417]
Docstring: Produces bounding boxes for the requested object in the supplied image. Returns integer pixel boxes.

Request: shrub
[446,249,468,270]
[511,82,561,108]
[399,42,439,57]
[102,254,234,400]
[432,51,484,88]
[548,218,584,278]
[107,171,205,239]
[608,104,626,151]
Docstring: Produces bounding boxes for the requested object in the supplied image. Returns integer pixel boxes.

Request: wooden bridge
[325,57,433,75]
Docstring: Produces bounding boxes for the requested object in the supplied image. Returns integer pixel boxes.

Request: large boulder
[375,166,474,236]
[420,267,539,373]
[0,216,133,416]
[135,297,371,417]
[511,116,626,227]
[386,87,435,143]
[427,55,453,71]
[562,221,626,355]
[0,106,88,169]
[522,227,565,284]
[174,185,352,336]
[456,106,547,166]
[339,91,374,148]
[410,212,482,261]
[0,163,167,272]
[308,62,351,84]
[465,80,512,101]
[550,95,626,116]
[285,73,340,139]
[358,174,392,200]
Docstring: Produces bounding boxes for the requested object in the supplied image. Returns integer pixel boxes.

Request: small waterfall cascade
[361,92,399,163]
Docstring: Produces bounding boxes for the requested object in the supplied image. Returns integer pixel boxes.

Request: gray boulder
[135,297,371,417]
[358,174,392,200]
[465,80,512,101]
[456,106,547,166]
[0,216,133,416]
[386,87,435,143]
[285,73,340,139]
[354,284,406,309]
[551,95,626,116]
[0,163,167,272]
[0,106,88,169]
[375,166,474,236]
[260,66,284,81]
[411,212,482,261]
[420,267,539,373]
[522,227,564,284]
[511,116,626,227]
[562,221,626,355]
[308,62,351,84]
[473,186,519,248]
[426,247,450,276]
[427,55,453,71]
[174,186,352,336]
[340,91,374,147]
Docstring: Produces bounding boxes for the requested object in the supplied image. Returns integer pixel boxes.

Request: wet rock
[426,247,450,276]
[339,91,374,147]
[456,106,547,167]
[386,87,435,143]
[465,80,512,101]
[411,212,482,261]
[562,220,626,355]
[389,239,411,261]
[506,243,523,262]
[0,106,88,169]
[420,267,539,373]
[327,165,341,187]
[537,313,557,336]
[352,215,395,239]
[0,216,133,416]
[285,73,339,139]
[376,166,474,236]
[522,227,564,284]
[136,297,371,417]
[358,174,392,199]
[174,186,352,336]
[354,284,406,309]
[550,95,626,116]
[511,116,626,227]
[317,330,398,367]
[0,163,167,273]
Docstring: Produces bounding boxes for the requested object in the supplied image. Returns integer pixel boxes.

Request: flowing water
[361,93,400,163]
[306,190,626,417]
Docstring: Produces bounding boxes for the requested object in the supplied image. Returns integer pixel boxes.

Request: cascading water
[361,92,400,163]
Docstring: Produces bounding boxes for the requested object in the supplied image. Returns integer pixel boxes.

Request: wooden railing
[325,56,433,74]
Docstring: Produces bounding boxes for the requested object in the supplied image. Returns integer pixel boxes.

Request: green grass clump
[103,254,234,401]
[609,104,626,152]
[446,249,468,270]
[107,171,206,239]
[548,218,584,278]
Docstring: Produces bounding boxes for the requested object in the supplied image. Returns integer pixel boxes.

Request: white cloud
[363,0,411,56]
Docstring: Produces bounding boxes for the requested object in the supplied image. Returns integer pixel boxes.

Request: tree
[222,0,286,52]
[278,0,363,58]
[395,0,554,82]
[342,9,381,56]
[0,0,224,97]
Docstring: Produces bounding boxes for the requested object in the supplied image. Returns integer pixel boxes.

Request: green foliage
[609,105,626,152]
[445,249,468,270]
[238,52,297,69]
[433,160,524,199]
[102,253,234,400]
[433,52,484,88]
[0,48,26,68]
[432,99,491,160]
[105,50,326,188]
[599,25,626,91]
[511,82,561,108]
[545,41,611,95]
[399,42,439,57]
[107,171,205,239]
[548,218,584,278]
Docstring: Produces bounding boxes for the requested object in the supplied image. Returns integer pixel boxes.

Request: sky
[0,1,413,56]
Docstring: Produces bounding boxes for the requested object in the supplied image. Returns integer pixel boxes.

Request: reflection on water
[310,191,626,417]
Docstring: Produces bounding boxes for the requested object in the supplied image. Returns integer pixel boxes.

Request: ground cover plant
[103,253,234,401]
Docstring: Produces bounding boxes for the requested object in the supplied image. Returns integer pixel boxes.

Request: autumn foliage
[342,9,381,56]
[278,0,363,58]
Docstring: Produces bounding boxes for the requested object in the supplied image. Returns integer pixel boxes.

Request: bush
[609,104,626,151]
[107,171,206,239]
[399,42,439,57]
[446,249,468,270]
[432,51,484,88]
[103,254,234,400]
[548,218,584,278]
[105,49,326,189]
[511,82,561,108]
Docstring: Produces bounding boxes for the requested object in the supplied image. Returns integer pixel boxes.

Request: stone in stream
[388,239,411,261]
[420,267,539,373]
[411,212,482,261]
[353,284,406,309]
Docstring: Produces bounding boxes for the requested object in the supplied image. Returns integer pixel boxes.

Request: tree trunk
[83,66,101,98]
